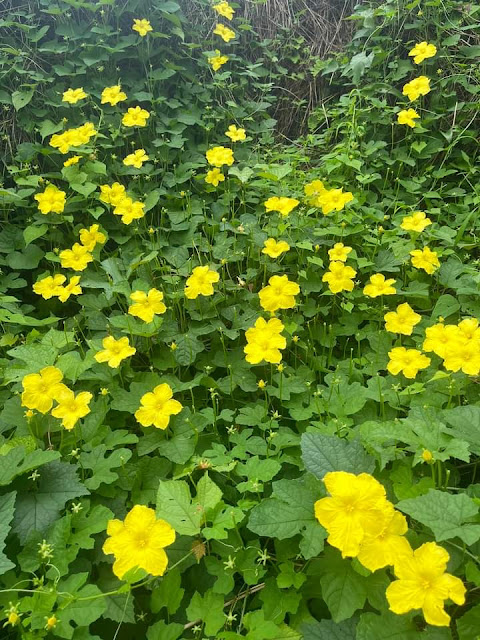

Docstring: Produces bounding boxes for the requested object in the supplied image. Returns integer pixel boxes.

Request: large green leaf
[0,492,16,575]
[186,590,225,636]
[302,619,357,640]
[0,446,61,486]
[156,479,201,535]
[397,489,480,545]
[13,461,89,543]
[79,445,132,490]
[317,549,369,622]
[301,433,375,479]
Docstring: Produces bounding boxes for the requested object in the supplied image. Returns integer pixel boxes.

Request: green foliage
[0,0,479,637]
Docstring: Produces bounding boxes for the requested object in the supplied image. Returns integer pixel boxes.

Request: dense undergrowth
[0,0,480,638]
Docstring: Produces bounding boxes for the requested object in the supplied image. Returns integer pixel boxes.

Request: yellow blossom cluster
[315,471,466,627]
[424,318,480,375]
[397,41,436,127]
[21,366,92,430]
[50,122,97,154]
[304,179,353,215]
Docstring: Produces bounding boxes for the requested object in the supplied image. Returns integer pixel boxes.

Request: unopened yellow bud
[257,379,266,389]
[45,615,58,631]
[422,449,433,464]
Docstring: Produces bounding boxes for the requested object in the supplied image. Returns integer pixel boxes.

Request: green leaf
[146,621,184,640]
[13,461,89,543]
[196,472,222,513]
[247,497,315,539]
[0,492,16,575]
[156,480,201,536]
[186,590,226,636]
[174,333,204,365]
[23,223,48,246]
[12,89,34,110]
[302,619,357,640]
[104,593,135,624]
[57,577,107,636]
[301,433,375,479]
[397,489,480,545]
[0,446,61,486]
[151,569,184,615]
[457,603,480,640]
[79,445,132,490]
[317,548,368,622]
[356,612,420,639]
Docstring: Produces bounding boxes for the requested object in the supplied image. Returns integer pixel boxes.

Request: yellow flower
[443,341,480,376]
[314,471,393,558]
[257,379,266,389]
[79,224,106,251]
[397,108,420,128]
[62,88,87,104]
[401,210,432,232]
[75,122,97,144]
[63,155,81,167]
[402,76,431,101]
[213,23,236,42]
[132,18,153,36]
[205,167,225,186]
[60,243,93,271]
[384,303,421,335]
[213,1,235,20]
[45,615,58,631]
[322,262,356,294]
[304,179,326,206]
[135,383,183,429]
[103,505,175,579]
[49,123,97,154]
[422,449,434,463]
[101,85,127,106]
[457,317,480,340]
[244,317,286,365]
[387,347,431,378]
[258,274,300,313]
[113,197,145,225]
[6,611,20,626]
[185,265,220,299]
[264,196,299,217]
[410,247,440,274]
[262,238,290,258]
[128,289,167,323]
[206,146,234,167]
[208,49,229,71]
[95,336,136,368]
[357,510,411,572]
[386,542,466,627]
[33,274,66,299]
[122,106,150,127]
[408,41,437,64]
[99,182,126,206]
[21,366,68,414]
[423,324,461,358]
[317,188,354,215]
[34,184,66,214]
[51,388,92,430]
[225,124,246,141]
[363,273,396,298]
[123,149,149,168]
[57,276,82,303]
[328,243,352,262]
